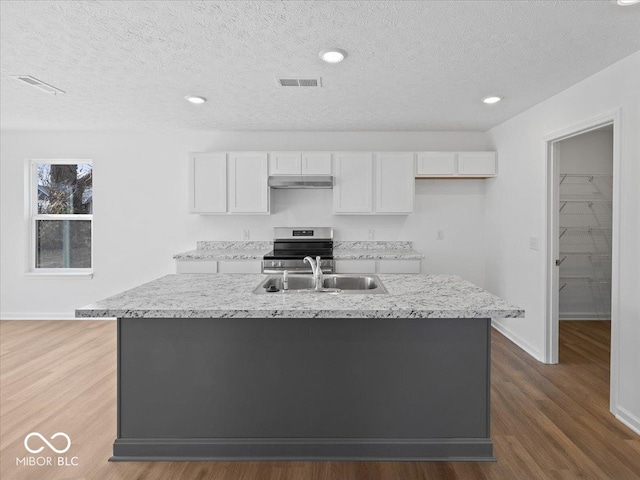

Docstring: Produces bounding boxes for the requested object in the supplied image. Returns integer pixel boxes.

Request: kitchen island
[77,274,523,462]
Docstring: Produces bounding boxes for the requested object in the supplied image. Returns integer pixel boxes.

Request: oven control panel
[292,229,314,237]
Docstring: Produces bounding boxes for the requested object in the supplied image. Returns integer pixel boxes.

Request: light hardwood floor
[1,320,638,480]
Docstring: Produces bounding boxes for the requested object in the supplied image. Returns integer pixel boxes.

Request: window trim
[28,159,94,275]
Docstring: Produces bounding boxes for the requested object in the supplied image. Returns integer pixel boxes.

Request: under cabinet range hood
[268,175,333,189]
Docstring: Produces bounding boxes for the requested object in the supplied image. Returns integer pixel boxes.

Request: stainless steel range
[262,227,334,274]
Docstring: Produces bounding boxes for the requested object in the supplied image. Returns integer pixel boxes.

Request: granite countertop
[76,274,524,319]
[333,241,423,260]
[174,241,271,260]
[174,249,270,260]
[333,249,423,260]
[174,241,424,261]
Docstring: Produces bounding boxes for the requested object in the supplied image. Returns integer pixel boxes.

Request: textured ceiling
[1,0,639,131]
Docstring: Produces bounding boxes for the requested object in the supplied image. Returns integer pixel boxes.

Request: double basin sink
[253,274,388,295]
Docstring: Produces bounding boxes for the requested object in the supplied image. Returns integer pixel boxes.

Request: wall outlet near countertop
[368,229,375,240]
[436,229,444,240]
[529,236,539,251]
[243,230,250,240]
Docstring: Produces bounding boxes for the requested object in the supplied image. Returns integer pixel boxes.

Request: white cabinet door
[218,260,262,273]
[269,152,301,175]
[228,152,269,213]
[415,152,457,177]
[302,152,332,175]
[190,153,227,213]
[333,153,373,214]
[458,152,497,176]
[375,152,415,214]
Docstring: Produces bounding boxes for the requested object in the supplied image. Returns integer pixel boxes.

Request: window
[30,160,93,273]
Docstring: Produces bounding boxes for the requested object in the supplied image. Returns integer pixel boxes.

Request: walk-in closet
[557,126,613,322]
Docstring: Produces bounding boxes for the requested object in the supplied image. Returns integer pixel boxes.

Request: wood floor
[1,320,638,480]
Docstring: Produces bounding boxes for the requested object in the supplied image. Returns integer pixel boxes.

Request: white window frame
[27,159,93,276]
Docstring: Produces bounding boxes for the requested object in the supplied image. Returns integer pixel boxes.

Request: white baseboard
[0,312,115,320]
[615,406,640,436]
[491,319,544,362]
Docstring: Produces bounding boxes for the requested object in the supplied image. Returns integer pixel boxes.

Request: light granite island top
[81,273,523,462]
[76,273,523,319]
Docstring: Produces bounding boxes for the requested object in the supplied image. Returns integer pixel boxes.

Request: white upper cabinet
[189,152,269,214]
[415,151,497,178]
[302,152,332,175]
[375,152,415,214]
[457,152,497,176]
[191,149,495,216]
[333,153,374,214]
[333,152,414,215]
[416,152,457,176]
[190,153,227,213]
[269,152,301,175]
[269,152,332,175]
[228,152,269,213]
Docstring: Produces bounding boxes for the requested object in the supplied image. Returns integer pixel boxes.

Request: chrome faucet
[304,256,324,291]
[282,270,289,291]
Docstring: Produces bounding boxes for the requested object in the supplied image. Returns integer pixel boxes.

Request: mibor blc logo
[24,432,71,454]
[16,431,78,467]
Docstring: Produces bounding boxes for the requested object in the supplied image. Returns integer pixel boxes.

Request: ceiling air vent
[12,75,65,95]
[276,77,322,87]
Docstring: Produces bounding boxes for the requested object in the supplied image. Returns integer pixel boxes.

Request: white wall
[485,51,640,433]
[0,131,489,319]
[558,127,613,174]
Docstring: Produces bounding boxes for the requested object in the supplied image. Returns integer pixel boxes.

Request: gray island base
[76,274,524,462]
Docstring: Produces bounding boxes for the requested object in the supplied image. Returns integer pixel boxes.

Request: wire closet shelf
[558,173,612,320]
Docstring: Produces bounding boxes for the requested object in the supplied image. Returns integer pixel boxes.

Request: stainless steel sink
[253,274,388,295]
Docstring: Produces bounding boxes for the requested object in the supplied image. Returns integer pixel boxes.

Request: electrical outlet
[368,229,375,240]
[243,230,250,240]
[529,236,539,251]
[436,229,444,240]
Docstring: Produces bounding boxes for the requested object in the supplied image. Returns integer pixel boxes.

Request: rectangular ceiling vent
[276,77,322,87]
[11,75,66,95]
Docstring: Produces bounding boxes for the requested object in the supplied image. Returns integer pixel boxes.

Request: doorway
[544,110,621,414]
[557,125,613,324]
[556,126,613,372]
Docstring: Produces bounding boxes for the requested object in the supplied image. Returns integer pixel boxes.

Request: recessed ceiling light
[319,48,347,64]
[185,95,207,104]
[616,0,639,5]
[482,96,502,104]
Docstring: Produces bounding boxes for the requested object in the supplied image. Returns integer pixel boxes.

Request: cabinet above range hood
[268,175,333,189]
